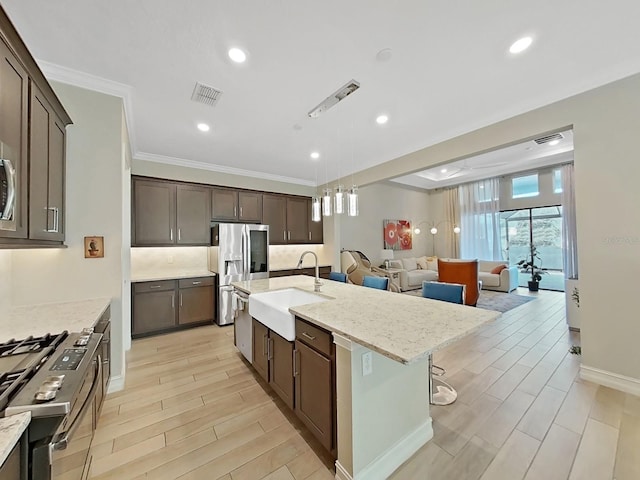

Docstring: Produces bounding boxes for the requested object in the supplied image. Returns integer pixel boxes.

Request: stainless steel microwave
[0,157,17,232]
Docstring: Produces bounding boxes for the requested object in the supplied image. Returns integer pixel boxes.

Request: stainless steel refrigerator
[209,223,269,325]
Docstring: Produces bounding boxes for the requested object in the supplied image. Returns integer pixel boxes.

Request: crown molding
[36,59,138,154]
[135,152,316,187]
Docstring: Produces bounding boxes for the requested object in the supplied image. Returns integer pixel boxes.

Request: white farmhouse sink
[249,288,329,341]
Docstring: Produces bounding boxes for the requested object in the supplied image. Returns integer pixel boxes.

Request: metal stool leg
[428,353,457,405]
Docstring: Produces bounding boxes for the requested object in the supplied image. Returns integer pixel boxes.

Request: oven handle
[52,354,102,451]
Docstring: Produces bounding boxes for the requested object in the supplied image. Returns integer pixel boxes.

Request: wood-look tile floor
[91,289,640,480]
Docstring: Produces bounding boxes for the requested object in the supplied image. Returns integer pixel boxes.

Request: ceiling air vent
[534,133,564,145]
[191,82,222,107]
[308,79,361,118]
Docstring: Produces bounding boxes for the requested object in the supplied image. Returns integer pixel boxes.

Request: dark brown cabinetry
[270,266,331,279]
[0,9,71,247]
[132,277,215,337]
[263,194,323,245]
[0,38,28,239]
[29,85,66,242]
[211,188,263,223]
[132,177,211,246]
[251,318,294,408]
[294,317,335,453]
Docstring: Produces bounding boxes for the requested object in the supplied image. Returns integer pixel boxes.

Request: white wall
[339,182,431,266]
[10,82,127,384]
[345,73,640,385]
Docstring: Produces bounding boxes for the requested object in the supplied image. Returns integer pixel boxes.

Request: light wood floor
[90,289,640,480]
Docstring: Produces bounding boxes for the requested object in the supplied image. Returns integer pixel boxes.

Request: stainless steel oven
[5,332,103,480]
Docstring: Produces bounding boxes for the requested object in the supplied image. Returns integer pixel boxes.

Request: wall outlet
[362,351,373,376]
[167,255,174,264]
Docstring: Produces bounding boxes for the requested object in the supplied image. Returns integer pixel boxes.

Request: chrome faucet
[297,251,322,292]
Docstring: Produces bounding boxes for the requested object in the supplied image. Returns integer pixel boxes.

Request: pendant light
[347,185,359,216]
[322,187,332,217]
[334,184,345,214]
[311,195,321,222]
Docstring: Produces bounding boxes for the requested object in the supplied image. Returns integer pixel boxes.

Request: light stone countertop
[232,276,500,364]
[1,298,111,342]
[0,412,30,465]
[131,270,216,282]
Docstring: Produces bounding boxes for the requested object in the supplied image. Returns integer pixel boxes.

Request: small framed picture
[84,236,104,258]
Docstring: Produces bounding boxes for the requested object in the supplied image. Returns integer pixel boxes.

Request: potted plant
[517,244,547,291]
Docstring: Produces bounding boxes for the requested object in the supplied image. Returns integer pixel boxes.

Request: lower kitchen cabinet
[294,318,335,453]
[132,277,215,338]
[251,318,294,409]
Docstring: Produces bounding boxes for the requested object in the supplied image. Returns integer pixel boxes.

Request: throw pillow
[416,256,429,270]
[426,256,438,271]
[490,264,508,274]
[401,257,418,271]
[388,260,403,270]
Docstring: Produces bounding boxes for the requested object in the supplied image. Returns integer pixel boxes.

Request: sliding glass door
[500,206,565,291]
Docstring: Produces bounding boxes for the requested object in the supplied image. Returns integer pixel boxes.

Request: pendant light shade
[347,185,359,216]
[322,188,332,217]
[311,196,321,222]
[334,185,345,215]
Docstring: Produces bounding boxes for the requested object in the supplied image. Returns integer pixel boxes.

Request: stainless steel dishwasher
[232,289,252,362]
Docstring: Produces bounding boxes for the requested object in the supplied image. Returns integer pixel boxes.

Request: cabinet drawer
[133,280,175,293]
[295,318,332,357]
[178,276,214,289]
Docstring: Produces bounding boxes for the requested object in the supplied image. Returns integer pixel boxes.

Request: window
[553,169,563,193]
[512,173,539,199]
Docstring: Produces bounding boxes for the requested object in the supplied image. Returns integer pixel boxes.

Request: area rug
[403,288,535,313]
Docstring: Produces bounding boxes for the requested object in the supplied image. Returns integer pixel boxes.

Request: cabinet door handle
[234,206,237,217]
[288,231,291,241]
[44,207,59,233]
[283,231,286,241]
[268,338,273,360]
[178,228,181,241]
[309,231,311,241]
[170,229,173,241]
[302,332,316,341]
[171,295,175,309]
[240,206,243,217]
[293,349,299,376]
[180,293,183,307]
[149,285,162,289]
[263,334,268,357]
[192,281,202,285]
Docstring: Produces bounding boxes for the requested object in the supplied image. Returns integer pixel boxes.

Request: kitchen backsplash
[131,244,332,277]
[0,251,11,313]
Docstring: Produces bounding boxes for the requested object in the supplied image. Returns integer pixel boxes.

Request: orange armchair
[437,259,480,306]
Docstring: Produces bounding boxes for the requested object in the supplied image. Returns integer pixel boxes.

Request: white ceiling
[391,130,574,190]
[3,1,640,186]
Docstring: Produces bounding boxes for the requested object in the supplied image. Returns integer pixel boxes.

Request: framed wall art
[84,236,104,258]
[383,219,412,251]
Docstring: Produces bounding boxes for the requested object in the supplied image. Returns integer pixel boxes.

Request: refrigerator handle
[242,228,249,280]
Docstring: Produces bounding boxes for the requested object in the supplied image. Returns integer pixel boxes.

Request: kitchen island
[232,275,500,480]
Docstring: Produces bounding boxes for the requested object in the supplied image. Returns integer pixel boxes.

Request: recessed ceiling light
[228,47,247,63]
[548,139,560,146]
[376,115,389,125]
[310,152,320,160]
[197,123,210,132]
[441,169,447,173]
[509,36,533,54]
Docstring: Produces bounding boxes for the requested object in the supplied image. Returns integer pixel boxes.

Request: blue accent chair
[421,281,465,305]
[363,276,389,290]
[329,271,347,283]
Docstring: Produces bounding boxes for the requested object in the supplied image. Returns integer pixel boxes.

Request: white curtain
[443,187,460,258]
[459,178,502,260]
[561,163,579,279]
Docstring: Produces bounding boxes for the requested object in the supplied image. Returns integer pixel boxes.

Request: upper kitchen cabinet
[211,187,262,223]
[263,194,322,245]
[0,38,28,240]
[132,176,211,246]
[0,7,72,247]
[29,86,66,242]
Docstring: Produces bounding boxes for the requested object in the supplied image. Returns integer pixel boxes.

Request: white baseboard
[335,419,433,480]
[334,461,352,480]
[580,365,640,396]
[106,374,125,394]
